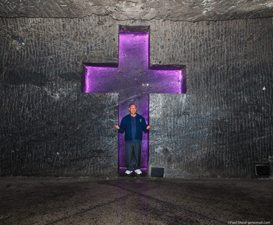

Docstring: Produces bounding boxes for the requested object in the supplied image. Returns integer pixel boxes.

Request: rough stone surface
[0,177,273,224]
[0,16,272,178]
[1,0,273,21]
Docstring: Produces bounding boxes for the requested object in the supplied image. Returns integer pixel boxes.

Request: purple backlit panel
[119,33,149,70]
[83,67,118,93]
[83,26,185,176]
[148,69,182,94]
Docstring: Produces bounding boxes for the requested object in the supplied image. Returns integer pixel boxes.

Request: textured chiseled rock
[0,16,272,178]
[0,0,273,21]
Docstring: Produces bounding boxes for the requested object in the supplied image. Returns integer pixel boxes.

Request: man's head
[128,103,137,115]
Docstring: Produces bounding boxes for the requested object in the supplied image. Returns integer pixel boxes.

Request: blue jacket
[118,113,148,141]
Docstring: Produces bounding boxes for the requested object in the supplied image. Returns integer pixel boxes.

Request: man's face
[129,105,137,115]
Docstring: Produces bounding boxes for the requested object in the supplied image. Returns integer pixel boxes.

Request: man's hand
[114,124,120,129]
[146,125,150,130]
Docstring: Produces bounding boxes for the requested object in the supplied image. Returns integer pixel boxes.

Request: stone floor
[0,176,272,225]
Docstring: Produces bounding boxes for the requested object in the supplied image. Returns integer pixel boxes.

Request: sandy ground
[0,176,272,225]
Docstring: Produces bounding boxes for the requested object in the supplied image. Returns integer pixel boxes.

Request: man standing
[114,103,150,175]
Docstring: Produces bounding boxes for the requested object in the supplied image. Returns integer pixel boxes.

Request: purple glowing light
[83,26,186,175]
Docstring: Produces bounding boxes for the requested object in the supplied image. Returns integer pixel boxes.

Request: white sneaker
[134,169,142,175]
[125,170,133,175]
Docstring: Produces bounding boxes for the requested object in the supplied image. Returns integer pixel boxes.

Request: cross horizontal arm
[146,68,185,94]
[83,65,119,93]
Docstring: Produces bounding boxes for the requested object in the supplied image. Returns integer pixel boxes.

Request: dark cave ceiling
[1,0,273,21]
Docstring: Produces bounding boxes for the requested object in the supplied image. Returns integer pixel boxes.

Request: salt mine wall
[0,16,272,178]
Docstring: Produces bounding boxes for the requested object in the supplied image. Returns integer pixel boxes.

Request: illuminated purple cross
[82,26,186,176]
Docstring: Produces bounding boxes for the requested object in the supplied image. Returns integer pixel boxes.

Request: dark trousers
[125,140,141,171]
